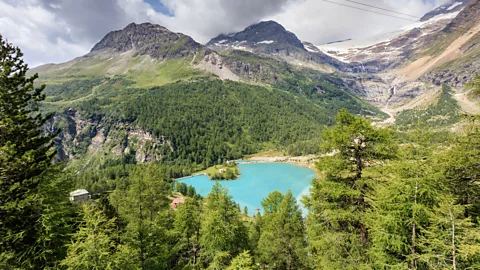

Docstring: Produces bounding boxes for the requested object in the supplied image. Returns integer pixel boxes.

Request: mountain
[418,0,480,87]
[307,0,480,119]
[90,22,202,60]
[420,0,472,21]
[31,21,384,167]
[207,21,306,54]
[30,0,480,167]
[207,20,350,72]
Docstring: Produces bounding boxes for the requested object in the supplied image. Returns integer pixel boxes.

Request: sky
[0,0,452,67]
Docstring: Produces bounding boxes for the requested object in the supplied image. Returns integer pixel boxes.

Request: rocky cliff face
[91,22,203,60]
[48,108,171,164]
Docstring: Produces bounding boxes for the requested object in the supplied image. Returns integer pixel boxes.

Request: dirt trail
[398,22,480,81]
[454,92,480,114]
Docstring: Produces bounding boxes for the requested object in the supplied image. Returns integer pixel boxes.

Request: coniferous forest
[2,34,480,270]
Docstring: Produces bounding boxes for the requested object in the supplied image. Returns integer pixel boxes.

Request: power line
[319,0,418,22]
[345,0,421,19]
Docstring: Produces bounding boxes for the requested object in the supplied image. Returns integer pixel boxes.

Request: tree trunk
[411,181,418,270]
[451,210,457,270]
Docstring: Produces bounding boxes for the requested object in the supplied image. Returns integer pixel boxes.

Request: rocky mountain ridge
[90,22,203,60]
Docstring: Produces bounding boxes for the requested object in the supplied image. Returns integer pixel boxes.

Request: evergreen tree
[227,250,255,270]
[109,165,174,269]
[34,169,78,268]
[0,34,58,268]
[305,109,396,269]
[366,157,440,269]
[199,182,249,268]
[257,190,308,269]
[419,198,480,269]
[174,197,201,266]
[61,203,117,269]
[441,118,480,220]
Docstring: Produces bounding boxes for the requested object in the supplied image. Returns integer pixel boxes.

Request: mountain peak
[90,22,202,60]
[206,20,305,54]
[420,0,472,21]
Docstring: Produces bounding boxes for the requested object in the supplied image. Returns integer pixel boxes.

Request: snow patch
[304,46,318,53]
[447,2,462,11]
[257,40,275,44]
[217,39,228,44]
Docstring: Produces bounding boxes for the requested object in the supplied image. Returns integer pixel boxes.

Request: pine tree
[61,203,117,269]
[0,34,58,267]
[305,109,396,269]
[257,190,308,269]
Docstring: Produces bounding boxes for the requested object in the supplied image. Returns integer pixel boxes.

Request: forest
[1,35,480,270]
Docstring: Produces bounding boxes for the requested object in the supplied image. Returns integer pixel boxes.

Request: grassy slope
[395,85,461,129]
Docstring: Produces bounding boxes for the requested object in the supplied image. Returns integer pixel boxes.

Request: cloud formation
[0,0,451,67]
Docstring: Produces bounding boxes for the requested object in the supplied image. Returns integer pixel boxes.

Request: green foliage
[210,166,239,181]
[199,182,249,268]
[305,109,396,269]
[256,190,308,269]
[174,198,202,267]
[396,85,461,129]
[61,203,118,269]
[467,74,480,97]
[113,80,329,166]
[227,250,255,270]
[109,164,174,269]
[440,118,480,220]
[274,72,385,119]
[44,78,102,101]
[0,34,59,268]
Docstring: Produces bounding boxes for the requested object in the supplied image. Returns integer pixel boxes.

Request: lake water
[178,163,317,215]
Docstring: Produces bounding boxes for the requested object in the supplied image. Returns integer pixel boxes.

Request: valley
[2,0,480,269]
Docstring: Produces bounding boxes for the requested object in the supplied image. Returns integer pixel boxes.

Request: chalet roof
[70,189,89,197]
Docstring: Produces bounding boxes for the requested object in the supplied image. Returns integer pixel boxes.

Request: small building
[69,189,91,203]
[171,197,185,209]
[218,169,225,174]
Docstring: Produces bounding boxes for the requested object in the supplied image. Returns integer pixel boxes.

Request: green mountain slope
[57,79,385,170]
[30,22,388,169]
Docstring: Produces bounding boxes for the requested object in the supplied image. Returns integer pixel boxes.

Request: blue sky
[143,0,173,16]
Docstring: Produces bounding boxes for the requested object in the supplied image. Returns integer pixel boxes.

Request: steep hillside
[50,79,375,169]
[418,0,480,87]
[30,22,388,169]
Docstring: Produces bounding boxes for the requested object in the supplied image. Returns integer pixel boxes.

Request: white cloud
[0,0,453,67]
[269,0,453,45]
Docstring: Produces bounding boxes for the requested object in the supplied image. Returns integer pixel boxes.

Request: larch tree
[109,165,173,269]
[305,109,396,269]
[257,190,308,269]
[199,182,249,269]
[61,203,117,270]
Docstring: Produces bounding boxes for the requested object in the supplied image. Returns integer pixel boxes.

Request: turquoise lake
[178,163,317,215]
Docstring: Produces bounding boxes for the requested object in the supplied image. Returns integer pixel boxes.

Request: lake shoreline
[246,155,319,173]
[177,162,317,215]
